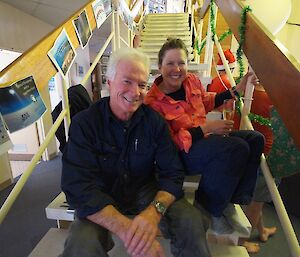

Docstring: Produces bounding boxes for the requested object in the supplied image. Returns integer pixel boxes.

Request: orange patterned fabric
[144,73,216,152]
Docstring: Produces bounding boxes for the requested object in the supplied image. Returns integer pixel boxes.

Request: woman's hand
[235,71,259,95]
[201,119,234,136]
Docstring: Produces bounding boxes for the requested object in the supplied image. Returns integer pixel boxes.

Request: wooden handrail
[214,0,300,149]
[198,0,210,19]
[0,0,96,91]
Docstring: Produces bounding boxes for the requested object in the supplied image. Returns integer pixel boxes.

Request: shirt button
[123,129,127,133]
[121,159,124,162]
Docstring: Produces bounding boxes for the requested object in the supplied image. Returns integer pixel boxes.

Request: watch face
[153,201,166,215]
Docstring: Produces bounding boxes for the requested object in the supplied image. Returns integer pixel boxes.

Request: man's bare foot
[259,226,277,242]
[242,241,260,253]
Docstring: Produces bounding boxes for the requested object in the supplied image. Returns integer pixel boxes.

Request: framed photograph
[73,9,93,49]
[92,0,107,28]
[48,28,77,78]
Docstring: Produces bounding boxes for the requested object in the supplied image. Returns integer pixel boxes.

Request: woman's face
[159,48,188,91]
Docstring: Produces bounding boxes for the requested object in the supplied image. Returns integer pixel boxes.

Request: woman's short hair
[106,48,150,81]
[158,38,189,65]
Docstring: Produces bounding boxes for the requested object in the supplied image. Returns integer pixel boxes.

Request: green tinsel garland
[234,6,271,128]
[235,6,252,84]
[193,2,270,127]
[194,29,232,56]
[219,29,232,42]
[236,98,272,128]
[210,0,217,41]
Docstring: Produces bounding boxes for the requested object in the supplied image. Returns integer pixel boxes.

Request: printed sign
[0,76,46,133]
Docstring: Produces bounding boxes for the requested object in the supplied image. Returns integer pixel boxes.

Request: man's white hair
[106,47,150,81]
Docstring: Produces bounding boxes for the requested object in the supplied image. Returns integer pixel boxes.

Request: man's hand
[133,239,165,257]
[125,206,161,256]
[202,119,234,135]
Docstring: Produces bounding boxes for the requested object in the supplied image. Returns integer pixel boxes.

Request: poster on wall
[47,28,77,78]
[0,76,46,133]
[0,113,12,155]
[73,9,93,49]
[92,0,107,28]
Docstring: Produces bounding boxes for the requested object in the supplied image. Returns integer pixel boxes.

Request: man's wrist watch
[151,200,167,216]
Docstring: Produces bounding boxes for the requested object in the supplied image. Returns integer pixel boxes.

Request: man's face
[108,59,148,121]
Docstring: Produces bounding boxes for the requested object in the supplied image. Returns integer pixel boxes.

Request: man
[60,48,210,257]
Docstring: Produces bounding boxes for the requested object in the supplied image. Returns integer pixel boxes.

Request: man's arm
[125,190,175,256]
[87,199,168,257]
[87,205,132,241]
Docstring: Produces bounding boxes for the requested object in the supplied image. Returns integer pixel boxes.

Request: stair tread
[208,243,249,257]
[142,32,190,36]
[143,27,190,31]
[29,228,249,257]
[140,46,193,53]
[145,23,189,27]
[141,36,191,41]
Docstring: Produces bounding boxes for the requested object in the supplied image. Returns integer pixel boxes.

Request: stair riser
[142,32,190,37]
[145,20,188,24]
[140,42,192,47]
[143,28,190,32]
[147,13,188,17]
[140,47,193,53]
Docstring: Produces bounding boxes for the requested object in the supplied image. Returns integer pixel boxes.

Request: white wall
[70,46,93,99]
[276,0,300,62]
[0,49,22,72]
[0,1,53,52]
[166,0,184,13]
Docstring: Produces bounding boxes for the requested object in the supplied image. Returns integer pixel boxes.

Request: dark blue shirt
[61,97,184,218]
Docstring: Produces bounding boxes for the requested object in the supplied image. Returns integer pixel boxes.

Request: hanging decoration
[210,0,217,41]
[235,5,252,84]
[194,29,232,56]
[235,98,272,128]
[233,5,271,128]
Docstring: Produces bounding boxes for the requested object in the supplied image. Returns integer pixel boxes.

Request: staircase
[139,13,209,77]
[30,11,252,257]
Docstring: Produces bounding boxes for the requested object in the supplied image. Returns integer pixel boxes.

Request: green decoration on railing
[210,0,217,41]
[234,5,270,128]
[235,5,252,84]
[194,2,268,127]
[219,29,232,42]
[194,29,232,56]
[235,98,271,128]
[194,38,207,55]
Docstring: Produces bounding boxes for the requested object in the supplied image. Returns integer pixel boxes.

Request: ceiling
[0,0,112,55]
[0,0,91,26]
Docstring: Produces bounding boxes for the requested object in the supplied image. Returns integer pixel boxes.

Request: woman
[144,38,265,235]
